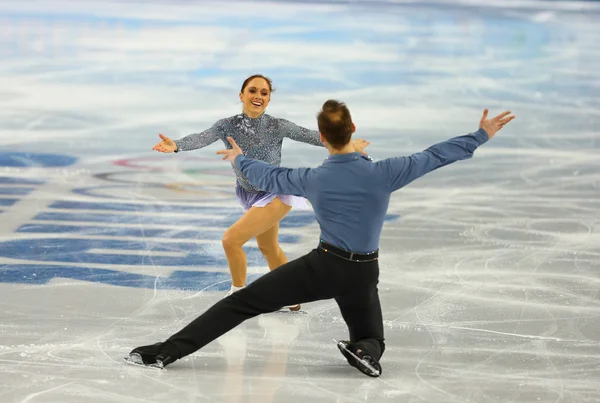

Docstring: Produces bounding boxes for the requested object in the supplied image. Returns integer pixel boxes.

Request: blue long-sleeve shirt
[234,128,489,253]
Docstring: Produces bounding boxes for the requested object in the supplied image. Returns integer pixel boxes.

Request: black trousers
[164,247,385,361]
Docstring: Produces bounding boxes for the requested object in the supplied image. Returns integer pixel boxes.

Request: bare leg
[256,212,302,310]
[255,221,289,272]
[222,197,292,287]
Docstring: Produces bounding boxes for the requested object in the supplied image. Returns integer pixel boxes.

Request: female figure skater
[152,74,368,310]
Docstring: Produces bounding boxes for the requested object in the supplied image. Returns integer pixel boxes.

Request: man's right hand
[352,138,371,155]
[479,109,515,139]
[216,137,244,163]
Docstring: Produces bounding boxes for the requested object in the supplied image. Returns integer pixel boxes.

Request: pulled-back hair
[317,100,353,148]
[240,74,274,93]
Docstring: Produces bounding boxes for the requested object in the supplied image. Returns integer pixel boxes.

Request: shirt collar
[325,152,365,163]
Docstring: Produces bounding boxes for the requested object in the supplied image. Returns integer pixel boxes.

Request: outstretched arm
[173,120,223,152]
[152,120,224,153]
[278,118,375,161]
[217,137,309,197]
[379,109,514,192]
[278,118,325,148]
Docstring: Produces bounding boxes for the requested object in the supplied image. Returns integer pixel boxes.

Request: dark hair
[240,74,274,93]
[317,100,353,148]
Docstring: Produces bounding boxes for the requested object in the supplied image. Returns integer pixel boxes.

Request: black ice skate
[336,340,381,378]
[124,342,177,369]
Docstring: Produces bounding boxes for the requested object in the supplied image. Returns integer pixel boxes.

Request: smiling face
[239,77,271,118]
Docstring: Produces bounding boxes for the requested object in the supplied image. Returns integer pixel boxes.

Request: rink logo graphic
[29,200,322,229]
[0,200,313,290]
[0,151,401,290]
[72,183,234,201]
[86,155,236,201]
[16,223,303,242]
[0,264,257,292]
[110,155,234,178]
[0,176,47,214]
[0,151,78,168]
[0,200,400,289]
[1,238,267,267]
[0,198,309,290]
[0,151,77,214]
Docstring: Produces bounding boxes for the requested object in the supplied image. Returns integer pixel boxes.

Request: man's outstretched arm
[378,109,514,192]
[217,136,310,197]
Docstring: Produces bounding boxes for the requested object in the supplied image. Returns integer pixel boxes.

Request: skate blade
[334,339,381,377]
[123,353,164,370]
[276,308,307,315]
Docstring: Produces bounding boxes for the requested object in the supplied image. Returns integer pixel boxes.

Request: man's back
[236,128,489,254]
[306,153,390,253]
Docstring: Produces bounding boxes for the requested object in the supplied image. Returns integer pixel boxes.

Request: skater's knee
[257,241,280,257]
[222,230,246,251]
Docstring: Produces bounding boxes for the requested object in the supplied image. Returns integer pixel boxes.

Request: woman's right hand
[152,133,177,153]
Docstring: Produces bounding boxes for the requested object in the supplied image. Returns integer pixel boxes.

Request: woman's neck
[243,110,264,119]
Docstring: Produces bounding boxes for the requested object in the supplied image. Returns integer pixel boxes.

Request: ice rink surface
[1,0,599,402]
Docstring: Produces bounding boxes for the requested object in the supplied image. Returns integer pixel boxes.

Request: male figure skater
[127,100,514,377]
